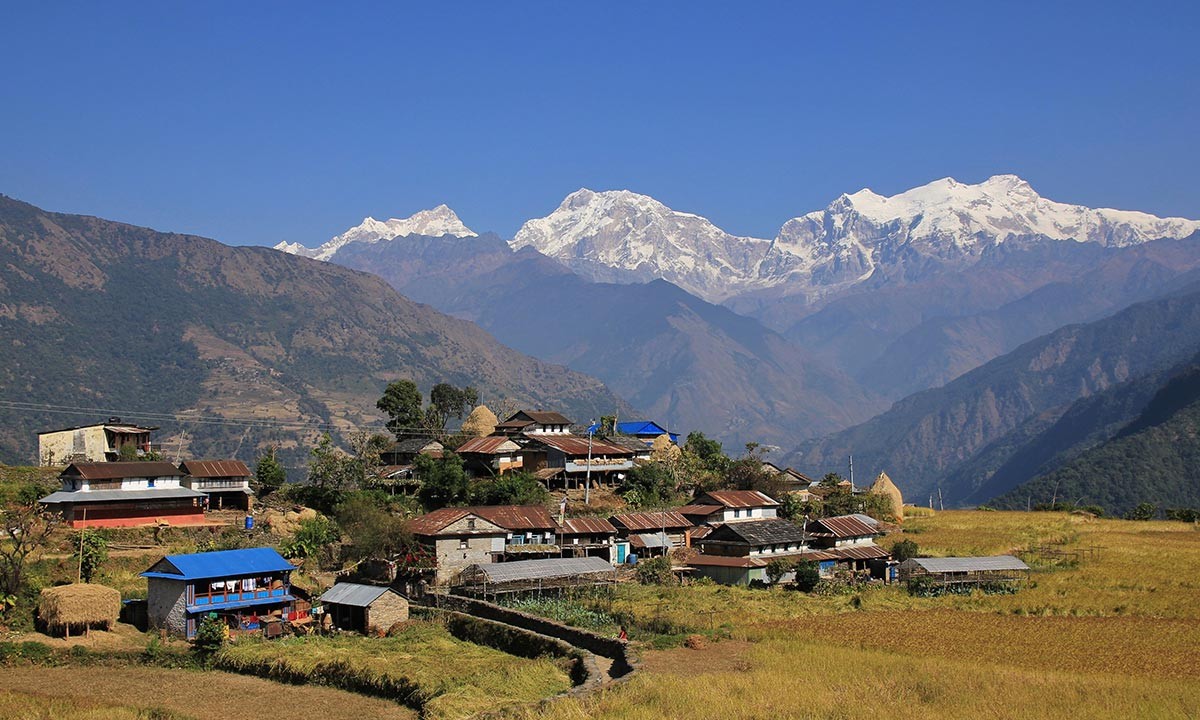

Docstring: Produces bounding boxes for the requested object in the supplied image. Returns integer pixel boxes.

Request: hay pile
[869,471,905,522]
[38,583,121,637]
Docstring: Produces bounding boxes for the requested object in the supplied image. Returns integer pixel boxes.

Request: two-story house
[520,435,636,490]
[407,507,510,586]
[142,547,301,638]
[37,418,157,466]
[609,510,694,557]
[678,490,781,526]
[691,518,811,585]
[456,436,524,476]
[179,459,253,511]
[39,462,205,528]
[805,515,890,571]
[494,410,574,436]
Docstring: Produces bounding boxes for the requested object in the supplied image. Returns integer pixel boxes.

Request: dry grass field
[520,511,1200,720]
[0,666,416,720]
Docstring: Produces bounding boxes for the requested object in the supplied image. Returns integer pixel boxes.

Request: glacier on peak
[511,176,1200,304]
[275,204,476,261]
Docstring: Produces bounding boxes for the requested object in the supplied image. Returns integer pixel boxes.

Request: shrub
[891,539,919,562]
[792,561,820,592]
[1127,502,1158,521]
[765,557,795,585]
[634,556,674,585]
[193,615,228,659]
[280,515,340,559]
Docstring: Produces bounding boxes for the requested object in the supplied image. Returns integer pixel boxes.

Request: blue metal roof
[141,547,294,581]
[585,420,679,442]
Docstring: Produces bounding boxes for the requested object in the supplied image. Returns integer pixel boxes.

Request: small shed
[455,556,617,598]
[898,555,1031,587]
[319,583,409,635]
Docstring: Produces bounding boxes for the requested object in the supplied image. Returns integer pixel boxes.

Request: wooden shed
[319,583,409,635]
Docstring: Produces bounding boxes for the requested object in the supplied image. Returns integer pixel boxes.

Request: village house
[380,437,444,466]
[761,463,817,496]
[39,462,205,528]
[179,459,253,511]
[585,420,680,445]
[456,435,524,476]
[609,510,693,557]
[319,582,409,635]
[494,410,574,436]
[142,547,303,639]
[520,435,636,489]
[407,507,509,586]
[37,418,157,466]
[558,516,625,562]
[595,434,653,461]
[677,489,781,526]
[691,518,810,585]
[804,515,891,572]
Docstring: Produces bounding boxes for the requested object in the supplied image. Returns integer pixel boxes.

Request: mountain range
[0,195,628,466]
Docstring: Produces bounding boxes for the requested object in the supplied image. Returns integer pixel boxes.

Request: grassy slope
[519,510,1200,720]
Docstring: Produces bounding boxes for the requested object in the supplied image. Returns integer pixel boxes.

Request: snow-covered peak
[511,189,770,300]
[276,205,476,261]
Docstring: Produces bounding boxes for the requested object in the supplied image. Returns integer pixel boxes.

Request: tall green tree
[254,447,286,496]
[416,452,470,509]
[377,379,423,439]
[426,383,480,432]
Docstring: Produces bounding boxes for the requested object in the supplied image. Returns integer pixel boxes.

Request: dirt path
[0,666,416,720]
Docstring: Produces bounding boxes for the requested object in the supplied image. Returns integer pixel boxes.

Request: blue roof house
[585,420,680,445]
[142,547,297,638]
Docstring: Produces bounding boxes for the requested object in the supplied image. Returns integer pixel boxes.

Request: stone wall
[146,577,187,636]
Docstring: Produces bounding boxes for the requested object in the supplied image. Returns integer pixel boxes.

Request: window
[458,539,468,550]
[733,509,742,518]
[467,518,476,530]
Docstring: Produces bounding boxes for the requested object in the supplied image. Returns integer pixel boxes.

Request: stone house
[319,583,409,634]
[407,508,509,586]
[37,418,157,466]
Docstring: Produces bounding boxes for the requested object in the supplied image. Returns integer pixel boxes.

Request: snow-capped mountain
[512,176,1200,304]
[510,189,772,301]
[761,174,1200,295]
[275,204,475,261]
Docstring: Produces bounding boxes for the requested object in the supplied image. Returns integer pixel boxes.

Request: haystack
[869,471,905,522]
[38,583,121,637]
[461,404,498,437]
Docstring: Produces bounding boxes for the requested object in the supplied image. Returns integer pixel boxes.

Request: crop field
[517,511,1200,720]
[0,666,415,720]
[215,620,573,719]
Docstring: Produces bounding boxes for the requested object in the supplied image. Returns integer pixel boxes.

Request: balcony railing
[189,587,288,607]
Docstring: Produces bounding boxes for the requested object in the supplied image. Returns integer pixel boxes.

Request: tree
[336,493,413,561]
[254,447,286,496]
[820,472,845,488]
[348,431,391,489]
[377,379,423,440]
[460,405,498,437]
[471,472,549,506]
[73,529,109,583]
[599,415,617,435]
[0,499,56,595]
[891,539,919,562]
[765,557,795,585]
[280,515,340,559]
[621,462,677,508]
[416,452,470,509]
[792,561,820,592]
[193,614,229,659]
[634,556,673,585]
[308,434,357,490]
[427,383,480,433]
[684,432,729,474]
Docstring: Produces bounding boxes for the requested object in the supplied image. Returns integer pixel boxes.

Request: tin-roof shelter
[455,556,616,597]
[898,555,1031,587]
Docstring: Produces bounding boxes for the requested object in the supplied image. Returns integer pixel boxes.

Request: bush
[193,615,228,659]
[280,516,340,559]
[1127,502,1158,521]
[634,556,674,585]
[792,561,820,592]
[765,557,795,585]
[891,539,919,562]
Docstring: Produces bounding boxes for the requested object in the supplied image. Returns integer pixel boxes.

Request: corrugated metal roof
[561,517,617,535]
[599,435,653,453]
[319,582,394,607]
[457,436,521,454]
[389,438,444,454]
[630,532,671,549]
[610,510,691,531]
[40,487,205,504]
[527,435,634,457]
[179,460,251,478]
[701,519,807,546]
[809,515,879,538]
[465,556,613,584]
[38,421,157,435]
[407,505,558,535]
[700,490,781,508]
[900,555,1030,573]
[827,545,891,561]
[61,462,184,481]
[676,504,723,517]
[141,548,294,580]
[406,507,472,535]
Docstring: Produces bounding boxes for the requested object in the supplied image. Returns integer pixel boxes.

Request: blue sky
[2,2,1197,246]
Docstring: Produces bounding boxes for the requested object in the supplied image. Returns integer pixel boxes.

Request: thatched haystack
[38,583,121,637]
[461,404,498,437]
[869,471,905,522]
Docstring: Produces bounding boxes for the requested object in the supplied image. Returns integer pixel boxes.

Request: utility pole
[848,454,854,492]
[585,421,594,506]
